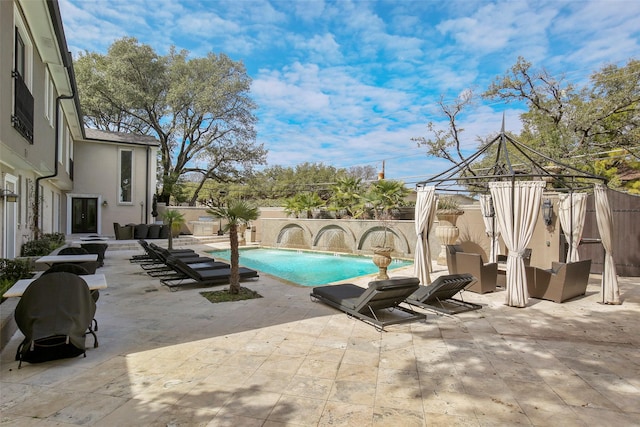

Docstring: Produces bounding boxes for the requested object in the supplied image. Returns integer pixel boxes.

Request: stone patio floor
[1,241,639,426]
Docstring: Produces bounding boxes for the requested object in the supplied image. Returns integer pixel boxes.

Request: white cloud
[436,1,558,56]
[60,0,639,179]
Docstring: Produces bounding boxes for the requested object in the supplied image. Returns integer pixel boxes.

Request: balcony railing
[12,69,34,143]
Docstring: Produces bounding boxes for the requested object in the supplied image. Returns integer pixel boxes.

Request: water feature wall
[276,223,311,249]
[261,218,417,258]
[313,225,355,253]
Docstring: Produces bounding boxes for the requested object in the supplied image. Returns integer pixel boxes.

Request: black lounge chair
[160,259,258,291]
[167,256,229,271]
[405,273,482,315]
[136,242,199,273]
[310,277,426,331]
[148,255,231,279]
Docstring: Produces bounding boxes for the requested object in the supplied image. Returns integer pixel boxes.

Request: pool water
[209,248,413,286]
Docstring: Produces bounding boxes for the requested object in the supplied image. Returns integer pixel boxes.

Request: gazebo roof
[417,117,608,193]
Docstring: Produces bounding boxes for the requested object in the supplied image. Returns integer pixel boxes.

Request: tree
[74,37,267,204]
[207,201,259,294]
[283,192,325,218]
[363,180,410,220]
[329,176,363,218]
[161,209,185,250]
[483,57,640,161]
[413,91,475,164]
[361,180,409,250]
[412,91,482,180]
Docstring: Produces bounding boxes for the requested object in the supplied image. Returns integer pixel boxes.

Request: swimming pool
[209,248,413,286]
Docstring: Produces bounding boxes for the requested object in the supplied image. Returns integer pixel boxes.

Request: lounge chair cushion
[310,277,425,330]
[312,283,365,310]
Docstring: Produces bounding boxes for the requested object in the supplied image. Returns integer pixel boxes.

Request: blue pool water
[209,248,413,286]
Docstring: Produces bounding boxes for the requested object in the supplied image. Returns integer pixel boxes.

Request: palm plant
[283,192,324,218]
[162,209,185,250]
[329,177,362,218]
[363,180,410,248]
[207,201,260,294]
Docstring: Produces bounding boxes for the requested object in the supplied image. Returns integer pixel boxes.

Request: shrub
[0,258,33,298]
[20,233,66,256]
[43,232,66,246]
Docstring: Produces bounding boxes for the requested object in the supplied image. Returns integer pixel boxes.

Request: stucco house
[1,0,158,258]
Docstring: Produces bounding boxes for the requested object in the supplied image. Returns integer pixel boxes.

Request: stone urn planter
[238,224,247,246]
[435,209,464,265]
[372,247,393,280]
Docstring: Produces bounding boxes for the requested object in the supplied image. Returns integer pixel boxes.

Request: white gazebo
[414,121,618,307]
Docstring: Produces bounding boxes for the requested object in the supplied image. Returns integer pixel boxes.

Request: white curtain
[479,194,500,263]
[558,192,588,262]
[414,186,437,285]
[489,181,545,307]
[594,184,620,304]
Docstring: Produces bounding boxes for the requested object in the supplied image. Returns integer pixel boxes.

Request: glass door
[71,197,98,233]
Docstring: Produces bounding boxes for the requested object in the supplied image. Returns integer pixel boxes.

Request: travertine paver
[1,242,639,426]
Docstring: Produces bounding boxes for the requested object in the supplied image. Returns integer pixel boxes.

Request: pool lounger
[405,273,482,315]
[310,277,426,331]
[160,259,258,291]
[147,256,230,278]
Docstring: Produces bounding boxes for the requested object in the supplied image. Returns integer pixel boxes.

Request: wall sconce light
[542,198,553,226]
[1,189,19,203]
[102,200,108,207]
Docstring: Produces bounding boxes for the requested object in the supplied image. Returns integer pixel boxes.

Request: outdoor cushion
[310,277,425,330]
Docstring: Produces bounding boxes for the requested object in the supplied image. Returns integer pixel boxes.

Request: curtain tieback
[508,251,528,259]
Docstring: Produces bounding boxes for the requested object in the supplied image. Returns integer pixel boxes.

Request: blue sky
[59,0,640,185]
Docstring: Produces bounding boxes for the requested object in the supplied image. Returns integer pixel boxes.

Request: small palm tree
[283,192,324,218]
[363,180,410,248]
[162,209,185,250]
[207,201,260,294]
[330,177,362,218]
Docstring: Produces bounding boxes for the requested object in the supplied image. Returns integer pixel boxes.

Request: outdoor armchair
[113,222,134,240]
[526,259,591,303]
[445,244,465,274]
[80,243,108,267]
[454,252,498,293]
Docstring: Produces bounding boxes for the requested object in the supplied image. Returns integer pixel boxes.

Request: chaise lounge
[310,277,426,331]
[405,273,481,315]
[160,258,258,291]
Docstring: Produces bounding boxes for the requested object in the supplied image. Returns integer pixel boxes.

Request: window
[57,111,65,163]
[12,9,34,142]
[119,149,133,203]
[15,30,25,77]
[44,68,54,126]
[13,6,32,88]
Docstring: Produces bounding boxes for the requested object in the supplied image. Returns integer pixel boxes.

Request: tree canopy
[74,37,267,204]
[483,57,639,162]
[416,57,640,192]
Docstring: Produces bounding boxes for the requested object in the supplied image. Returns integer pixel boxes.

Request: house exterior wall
[1,0,77,257]
[72,139,158,236]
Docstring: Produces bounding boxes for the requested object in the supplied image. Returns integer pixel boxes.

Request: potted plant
[162,209,185,250]
[434,196,465,265]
